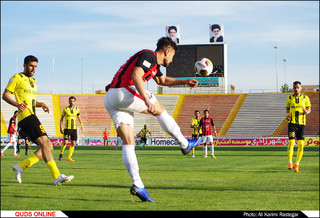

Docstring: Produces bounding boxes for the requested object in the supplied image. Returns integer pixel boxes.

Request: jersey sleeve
[77,107,80,116]
[5,74,20,93]
[61,107,66,117]
[286,96,291,109]
[135,51,156,72]
[305,96,311,108]
[210,118,215,126]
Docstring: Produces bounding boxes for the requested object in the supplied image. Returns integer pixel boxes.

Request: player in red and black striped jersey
[1,111,19,157]
[104,37,200,202]
[198,110,218,158]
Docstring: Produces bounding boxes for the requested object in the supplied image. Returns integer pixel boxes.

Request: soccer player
[136,125,151,149]
[104,37,201,202]
[103,128,109,146]
[2,55,74,186]
[286,81,311,172]
[17,126,31,156]
[198,110,218,158]
[59,96,83,162]
[1,111,19,157]
[190,110,202,158]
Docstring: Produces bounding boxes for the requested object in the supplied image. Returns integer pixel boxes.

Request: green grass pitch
[1,145,319,211]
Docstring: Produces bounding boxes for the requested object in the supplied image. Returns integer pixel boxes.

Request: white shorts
[7,133,16,143]
[201,135,213,144]
[104,86,157,129]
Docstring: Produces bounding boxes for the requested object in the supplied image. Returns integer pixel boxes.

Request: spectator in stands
[59,96,83,162]
[190,110,202,158]
[2,55,73,185]
[104,37,200,202]
[103,128,109,146]
[286,81,311,172]
[198,109,218,158]
[1,110,19,157]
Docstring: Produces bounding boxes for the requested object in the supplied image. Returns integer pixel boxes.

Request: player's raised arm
[153,75,198,89]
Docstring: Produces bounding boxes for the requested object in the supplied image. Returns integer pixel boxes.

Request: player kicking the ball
[104,37,201,202]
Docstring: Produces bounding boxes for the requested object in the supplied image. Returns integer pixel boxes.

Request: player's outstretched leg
[156,110,201,155]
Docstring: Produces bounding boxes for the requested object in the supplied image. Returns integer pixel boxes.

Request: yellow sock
[287,139,295,163]
[295,140,305,164]
[18,153,40,170]
[192,147,195,155]
[47,160,60,179]
[60,144,67,155]
[68,146,75,160]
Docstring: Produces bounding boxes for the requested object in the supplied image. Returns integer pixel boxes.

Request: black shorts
[192,134,202,139]
[288,123,305,140]
[63,129,78,141]
[18,115,47,142]
[140,137,147,144]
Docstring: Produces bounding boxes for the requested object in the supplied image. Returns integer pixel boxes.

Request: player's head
[23,55,38,77]
[144,125,147,129]
[293,81,302,95]
[194,110,200,117]
[156,37,178,67]
[69,96,76,106]
[13,110,18,117]
[204,109,209,117]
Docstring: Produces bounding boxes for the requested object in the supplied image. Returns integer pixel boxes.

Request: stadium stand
[133,95,180,137]
[226,94,289,137]
[177,94,240,136]
[2,92,317,139]
[58,95,113,138]
[0,94,56,137]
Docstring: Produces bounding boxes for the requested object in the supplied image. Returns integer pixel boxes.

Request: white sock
[1,143,12,153]
[13,142,17,154]
[211,145,214,156]
[156,110,188,149]
[122,145,144,188]
[204,145,207,156]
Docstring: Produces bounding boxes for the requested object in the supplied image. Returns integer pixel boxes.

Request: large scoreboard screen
[166,44,224,78]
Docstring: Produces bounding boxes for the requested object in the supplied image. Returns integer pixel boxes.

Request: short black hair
[204,109,209,113]
[24,55,38,65]
[293,81,301,85]
[156,37,178,52]
[69,96,76,101]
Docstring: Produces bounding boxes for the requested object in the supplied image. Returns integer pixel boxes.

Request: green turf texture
[1,145,319,211]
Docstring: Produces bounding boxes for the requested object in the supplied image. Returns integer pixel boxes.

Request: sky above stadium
[1,1,319,94]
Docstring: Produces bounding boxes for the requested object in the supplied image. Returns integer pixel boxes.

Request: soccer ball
[194,58,213,76]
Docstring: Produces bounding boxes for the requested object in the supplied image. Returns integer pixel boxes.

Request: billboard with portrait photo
[166,25,180,44]
[209,24,224,43]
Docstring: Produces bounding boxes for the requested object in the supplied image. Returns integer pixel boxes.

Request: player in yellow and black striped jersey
[190,110,202,158]
[2,55,73,185]
[59,96,83,162]
[286,81,311,172]
[136,125,151,149]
